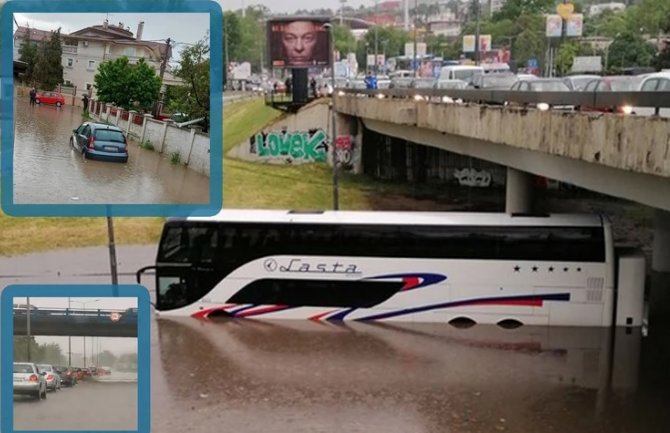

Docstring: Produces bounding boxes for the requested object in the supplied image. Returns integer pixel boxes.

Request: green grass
[224,98,283,154]
[0,98,442,257]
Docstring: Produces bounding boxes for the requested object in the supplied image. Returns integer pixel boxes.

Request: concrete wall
[90,101,210,177]
[335,96,670,179]
[335,96,670,211]
[229,100,363,173]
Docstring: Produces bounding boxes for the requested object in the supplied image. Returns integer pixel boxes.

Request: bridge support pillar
[650,210,670,325]
[505,168,534,214]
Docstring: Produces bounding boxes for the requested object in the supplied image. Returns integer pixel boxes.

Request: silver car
[37,364,62,391]
[13,362,47,400]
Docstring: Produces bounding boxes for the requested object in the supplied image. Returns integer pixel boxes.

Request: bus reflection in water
[137,210,646,329]
[153,318,643,431]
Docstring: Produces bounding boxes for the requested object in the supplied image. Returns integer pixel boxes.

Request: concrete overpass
[13,308,137,337]
[333,90,670,318]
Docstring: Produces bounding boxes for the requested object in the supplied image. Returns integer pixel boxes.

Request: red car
[36,91,65,107]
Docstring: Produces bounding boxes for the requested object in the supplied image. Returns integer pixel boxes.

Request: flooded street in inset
[1,246,670,433]
[12,99,209,205]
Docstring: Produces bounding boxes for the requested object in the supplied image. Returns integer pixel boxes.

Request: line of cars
[13,362,111,401]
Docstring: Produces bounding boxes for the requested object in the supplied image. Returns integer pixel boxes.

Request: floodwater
[11,99,209,205]
[1,246,670,433]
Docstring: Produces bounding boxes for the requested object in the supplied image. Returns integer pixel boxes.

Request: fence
[88,100,211,177]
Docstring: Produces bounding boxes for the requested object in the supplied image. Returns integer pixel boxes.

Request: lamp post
[68,298,72,366]
[413,0,418,77]
[70,299,99,368]
[374,0,379,75]
[324,23,339,210]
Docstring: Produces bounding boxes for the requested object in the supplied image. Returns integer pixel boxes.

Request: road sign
[528,57,539,69]
[110,312,121,322]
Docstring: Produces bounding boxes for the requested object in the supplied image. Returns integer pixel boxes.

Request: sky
[14,297,138,357]
[219,0,370,13]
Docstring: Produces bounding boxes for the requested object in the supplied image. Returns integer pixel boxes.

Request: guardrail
[336,88,670,111]
[13,307,134,318]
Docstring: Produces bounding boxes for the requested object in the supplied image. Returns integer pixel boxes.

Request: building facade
[13,20,172,98]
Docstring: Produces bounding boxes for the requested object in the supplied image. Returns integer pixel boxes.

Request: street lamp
[26,297,32,362]
[70,299,100,367]
[374,0,379,75]
[324,23,339,210]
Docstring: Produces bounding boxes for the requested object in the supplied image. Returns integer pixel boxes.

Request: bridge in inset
[13,308,138,337]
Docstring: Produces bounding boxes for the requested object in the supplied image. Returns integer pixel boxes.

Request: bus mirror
[135,266,157,285]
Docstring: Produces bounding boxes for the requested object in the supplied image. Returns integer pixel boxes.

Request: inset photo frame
[1,284,151,433]
[1,0,223,217]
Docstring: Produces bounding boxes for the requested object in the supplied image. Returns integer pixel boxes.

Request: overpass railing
[13,307,135,318]
[335,88,670,112]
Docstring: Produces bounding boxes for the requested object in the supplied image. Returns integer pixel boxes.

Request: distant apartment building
[588,2,626,16]
[13,20,173,98]
[426,12,462,38]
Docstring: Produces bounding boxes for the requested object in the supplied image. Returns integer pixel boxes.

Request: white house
[14,20,175,97]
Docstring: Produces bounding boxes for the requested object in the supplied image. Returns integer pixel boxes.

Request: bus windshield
[158,224,218,264]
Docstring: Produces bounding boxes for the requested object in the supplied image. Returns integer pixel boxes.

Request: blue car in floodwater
[70,122,129,163]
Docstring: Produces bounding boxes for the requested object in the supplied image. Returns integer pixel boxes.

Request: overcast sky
[14,297,138,357]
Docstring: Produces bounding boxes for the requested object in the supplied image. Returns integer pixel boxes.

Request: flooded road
[1,246,670,433]
[12,99,209,205]
[14,381,137,430]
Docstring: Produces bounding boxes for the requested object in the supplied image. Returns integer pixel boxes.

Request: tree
[626,0,670,37]
[34,29,63,91]
[606,31,656,72]
[18,29,38,85]
[98,350,118,367]
[333,24,357,56]
[494,0,555,22]
[94,56,161,110]
[223,11,241,84]
[556,41,579,76]
[170,36,210,132]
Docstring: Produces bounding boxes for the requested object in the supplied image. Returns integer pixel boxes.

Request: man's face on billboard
[282,21,318,64]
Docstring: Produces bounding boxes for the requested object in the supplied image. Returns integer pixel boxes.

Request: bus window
[158,224,219,263]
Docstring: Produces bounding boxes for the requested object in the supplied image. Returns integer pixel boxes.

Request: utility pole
[26,297,31,362]
[325,24,339,210]
[474,0,481,65]
[107,216,119,285]
[156,37,171,116]
[68,297,72,366]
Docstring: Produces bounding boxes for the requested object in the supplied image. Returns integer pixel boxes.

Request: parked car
[70,122,129,163]
[36,364,61,391]
[35,91,65,107]
[510,78,573,111]
[54,366,77,387]
[13,362,47,400]
[579,76,644,114]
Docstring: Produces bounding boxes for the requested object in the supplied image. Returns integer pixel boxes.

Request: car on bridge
[36,364,61,392]
[13,362,47,401]
[579,76,644,114]
[509,78,573,111]
[70,122,129,163]
[471,73,519,90]
[563,74,601,91]
[633,72,670,118]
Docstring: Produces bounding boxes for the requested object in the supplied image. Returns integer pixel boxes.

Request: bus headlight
[414,94,424,101]
[376,93,385,99]
[537,103,550,111]
[337,90,345,96]
[442,96,454,103]
[621,105,633,115]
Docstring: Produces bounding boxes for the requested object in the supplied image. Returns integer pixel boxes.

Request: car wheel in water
[35,99,41,104]
[56,102,62,107]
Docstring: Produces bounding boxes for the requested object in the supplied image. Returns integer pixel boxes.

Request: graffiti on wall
[454,168,492,187]
[251,128,328,162]
[335,135,354,169]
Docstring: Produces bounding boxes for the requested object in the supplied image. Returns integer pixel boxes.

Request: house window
[67,58,73,67]
[124,47,136,57]
[87,60,96,70]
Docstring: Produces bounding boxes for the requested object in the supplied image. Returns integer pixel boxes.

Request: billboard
[546,15,563,37]
[267,18,331,68]
[566,14,583,37]
[462,35,491,53]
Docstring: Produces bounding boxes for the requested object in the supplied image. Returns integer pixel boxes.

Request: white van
[438,65,484,85]
[633,72,670,118]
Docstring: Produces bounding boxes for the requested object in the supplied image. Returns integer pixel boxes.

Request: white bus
[136,210,645,328]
